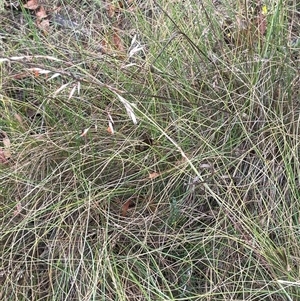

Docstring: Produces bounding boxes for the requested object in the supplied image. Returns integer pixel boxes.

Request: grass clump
[0,0,300,300]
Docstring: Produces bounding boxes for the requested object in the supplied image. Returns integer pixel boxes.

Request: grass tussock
[0,0,300,300]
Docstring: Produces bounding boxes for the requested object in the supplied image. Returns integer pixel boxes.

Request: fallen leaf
[112,30,125,53]
[36,18,50,32]
[175,156,187,165]
[107,1,125,17]
[256,4,268,38]
[147,200,158,213]
[0,135,11,162]
[121,199,134,217]
[14,113,24,126]
[4,148,11,160]
[3,137,10,148]
[107,121,114,135]
[257,14,267,37]
[0,148,9,164]
[12,72,29,79]
[36,6,47,19]
[149,172,160,179]
[118,1,124,9]
[24,0,39,10]
[100,39,108,54]
[107,4,116,18]
[136,133,153,152]
[51,5,61,14]
[14,203,22,216]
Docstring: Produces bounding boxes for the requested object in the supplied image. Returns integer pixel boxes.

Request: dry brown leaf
[107,126,113,134]
[14,203,22,217]
[36,6,47,19]
[2,137,11,160]
[257,13,267,37]
[14,113,24,126]
[118,1,124,9]
[121,199,133,217]
[0,148,8,164]
[2,137,10,148]
[175,156,187,165]
[107,121,114,135]
[107,4,116,18]
[147,200,158,213]
[112,30,125,53]
[51,5,61,14]
[24,0,39,10]
[34,69,40,77]
[149,172,160,180]
[12,72,29,79]
[100,39,108,54]
[106,1,124,17]
[36,18,50,32]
